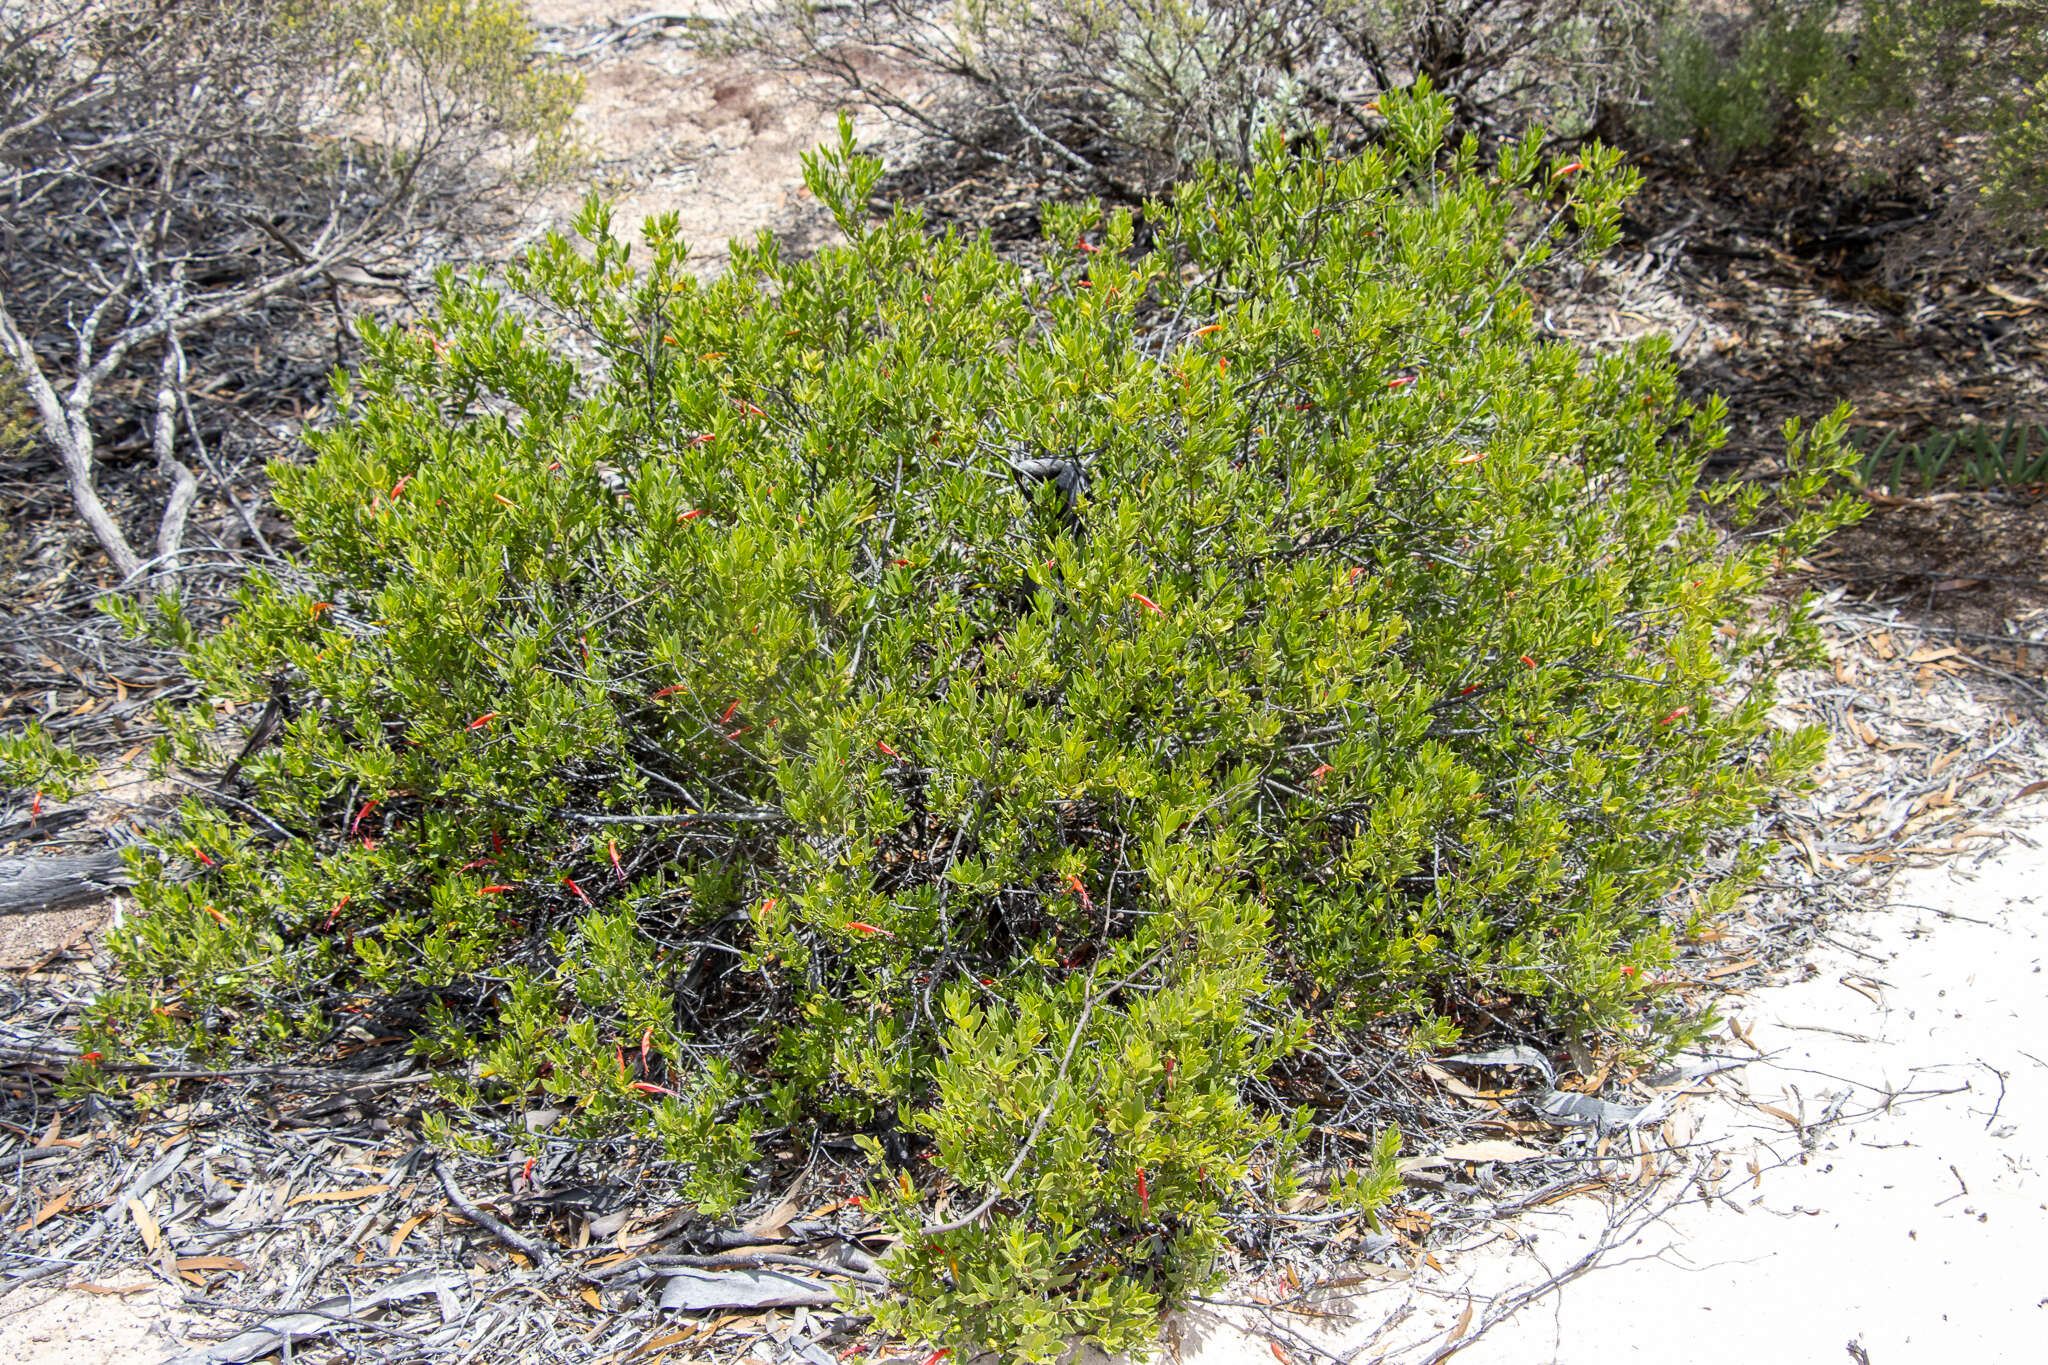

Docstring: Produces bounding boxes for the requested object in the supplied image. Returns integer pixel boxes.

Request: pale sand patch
[0,1282,194,1363]
[518,2,918,271]
[1159,809,2048,1365]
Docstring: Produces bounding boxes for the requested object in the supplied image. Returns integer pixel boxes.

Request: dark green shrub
[92,89,1857,1359]
[1644,2,1842,164]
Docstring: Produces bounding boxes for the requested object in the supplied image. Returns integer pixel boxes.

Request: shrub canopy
[99,90,1856,1359]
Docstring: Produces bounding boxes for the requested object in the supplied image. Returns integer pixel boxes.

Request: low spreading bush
[93,88,1858,1359]
[0,723,94,802]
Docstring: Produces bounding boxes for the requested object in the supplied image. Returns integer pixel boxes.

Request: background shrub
[745,0,1663,194]
[1814,0,2048,239]
[1643,1,1841,165]
[1637,1,2048,239]
[94,90,1858,1358]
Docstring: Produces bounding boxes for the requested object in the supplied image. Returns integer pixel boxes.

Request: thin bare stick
[150,333,198,586]
[435,1157,552,1267]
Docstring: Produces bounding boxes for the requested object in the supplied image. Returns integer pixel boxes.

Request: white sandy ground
[1155,806,2048,1365]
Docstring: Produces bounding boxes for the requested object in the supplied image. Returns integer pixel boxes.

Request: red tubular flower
[479,884,513,895]
[1064,874,1094,911]
[1131,592,1163,614]
[1137,1167,1150,1211]
[719,700,741,725]
[351,800,380,836]
[845,921,896,937]
[562,876,592,905]
[1659,706,1691,726]
[467,712,496,730]
[640,1026,653,1070]
[631,1081,678,1096]
[1519,654,1536,669]
[1557,161,1584,176]
[1310,764,1335,783]
[390,474,412,500]
[677,509,704,522]
[609,839,625,884]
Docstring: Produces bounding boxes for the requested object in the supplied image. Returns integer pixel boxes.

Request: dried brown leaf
[286,1183,390,1208]
[17,1186,72,1233]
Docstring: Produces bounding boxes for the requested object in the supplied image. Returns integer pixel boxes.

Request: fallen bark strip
[0,850,131,916]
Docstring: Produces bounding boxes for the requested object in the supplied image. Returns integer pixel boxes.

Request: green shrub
[1641,1,2048,238]
[1813,0,2048,238]
[1644,2,1842,164]
[92,90,1858,1359]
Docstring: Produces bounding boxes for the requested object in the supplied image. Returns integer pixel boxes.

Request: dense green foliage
[94,91,1857,1358]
